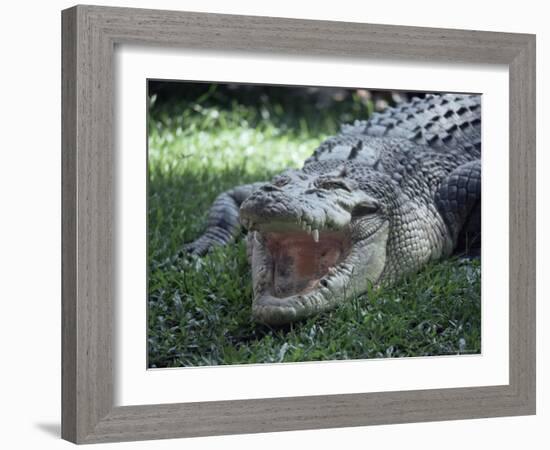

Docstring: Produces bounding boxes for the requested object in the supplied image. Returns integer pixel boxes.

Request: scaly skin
[184,93,482,325]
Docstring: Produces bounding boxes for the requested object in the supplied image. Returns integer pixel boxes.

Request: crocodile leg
[435,159,481,255]
[183,182,265,256]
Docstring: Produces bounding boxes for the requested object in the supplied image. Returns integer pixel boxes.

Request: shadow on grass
[148,82,386,139]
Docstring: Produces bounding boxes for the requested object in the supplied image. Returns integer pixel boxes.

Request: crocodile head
[240,162,390,325]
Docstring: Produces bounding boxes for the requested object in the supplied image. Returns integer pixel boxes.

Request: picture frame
[61,4,536,444]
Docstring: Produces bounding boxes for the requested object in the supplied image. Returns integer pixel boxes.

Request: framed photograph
[62,5,536,444]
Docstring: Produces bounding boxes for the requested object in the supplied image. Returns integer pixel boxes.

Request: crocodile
[184,93,481,325]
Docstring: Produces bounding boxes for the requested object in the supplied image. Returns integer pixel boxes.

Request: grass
[147,84,481,368]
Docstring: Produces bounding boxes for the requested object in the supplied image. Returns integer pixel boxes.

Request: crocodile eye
[351,201,380,217]
[272,175,290,187]
[315,178,352,192]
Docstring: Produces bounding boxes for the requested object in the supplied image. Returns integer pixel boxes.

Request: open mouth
[266,231,350,298]
[242,193,389,324]
[246,216,388,325]
[255,227,352,299]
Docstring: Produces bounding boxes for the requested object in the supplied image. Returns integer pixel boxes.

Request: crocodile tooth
[254,231,261,245]
[306,225,312,235]
[312,229,319,243]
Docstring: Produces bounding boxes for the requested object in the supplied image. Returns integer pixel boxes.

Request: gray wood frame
[62,4,536,444]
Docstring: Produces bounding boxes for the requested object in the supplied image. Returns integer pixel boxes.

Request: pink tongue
[267,233,343,298]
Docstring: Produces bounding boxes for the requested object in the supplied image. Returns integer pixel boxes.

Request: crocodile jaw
[249,221,389,325]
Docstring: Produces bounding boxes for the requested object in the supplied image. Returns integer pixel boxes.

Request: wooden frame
[62,5,536,444]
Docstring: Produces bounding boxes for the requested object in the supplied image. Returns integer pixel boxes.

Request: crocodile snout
[240,190,303,230]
